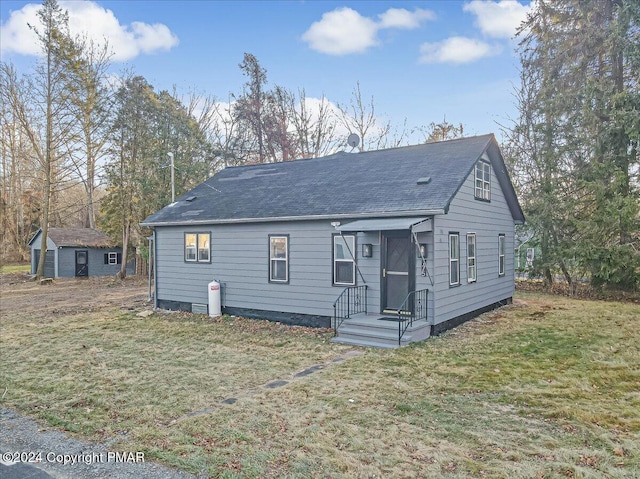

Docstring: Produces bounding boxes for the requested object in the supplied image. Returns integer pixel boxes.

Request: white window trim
[498,234,506,276]
[526,247,535,266]
[185,232,211,263]
[475,161,491,201]
[449,233,460,286]
[333,234,356,286]
[269,235,289,283]
[198,235,210,262]
[467,233,477,283]
[108,252,118,265]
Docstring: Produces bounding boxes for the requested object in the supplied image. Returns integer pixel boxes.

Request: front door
[75,250,88,277]
[381,232,414,313]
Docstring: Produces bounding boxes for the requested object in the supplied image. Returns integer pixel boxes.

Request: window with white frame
[449,233,460,286]
[333,234,356,286]
[104,252,121,265]
[467,233,476,283]
[185,233,210,263]
[475,161,491,200]
[198,234,210,262]
[269,235,289,283]
[526,247,535,266]
[498,234,506,276]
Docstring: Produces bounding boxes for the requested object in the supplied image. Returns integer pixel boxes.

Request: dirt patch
[0,274,150,320]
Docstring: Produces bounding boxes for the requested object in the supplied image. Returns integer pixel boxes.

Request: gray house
[29,228,134,278]
[142,134,524,347]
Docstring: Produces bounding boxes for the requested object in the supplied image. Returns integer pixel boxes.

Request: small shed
[28,228,135,278]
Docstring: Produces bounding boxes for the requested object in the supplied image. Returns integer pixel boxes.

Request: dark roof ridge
[141,132,525,227]
[353,133,495,155]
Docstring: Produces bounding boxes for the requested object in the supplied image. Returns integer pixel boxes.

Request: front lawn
[0,263,29,274]
[1,293,638,478]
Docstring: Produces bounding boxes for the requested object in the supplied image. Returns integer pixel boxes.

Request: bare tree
[15,0,79,279]
[234,53,270,163]
[185,92,253,169]
[0,64,41,262]
[66,38,114,228]
[288,88,339,158]
[336,82,401,151]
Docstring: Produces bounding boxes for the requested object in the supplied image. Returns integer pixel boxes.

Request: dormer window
[475,161,491,201]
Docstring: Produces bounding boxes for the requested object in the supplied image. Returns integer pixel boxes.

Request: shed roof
[141,134,524,226]
[29,228,115,248]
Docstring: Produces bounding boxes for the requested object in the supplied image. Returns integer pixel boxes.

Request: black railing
[333,285,368,335]
[397,289,428,345]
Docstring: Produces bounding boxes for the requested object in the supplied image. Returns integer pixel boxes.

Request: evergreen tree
[508,0,640,289]
[100,75,214,278]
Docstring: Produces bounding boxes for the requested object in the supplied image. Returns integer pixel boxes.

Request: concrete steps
[331,313,430,348]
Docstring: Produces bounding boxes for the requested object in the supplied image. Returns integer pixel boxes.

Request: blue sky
[1,0,532,144]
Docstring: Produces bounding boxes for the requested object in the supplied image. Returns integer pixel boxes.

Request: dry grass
[0,263,30,274]
[1,289,638,478]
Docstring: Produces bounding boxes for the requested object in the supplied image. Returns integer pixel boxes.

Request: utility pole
[167,152,175,202]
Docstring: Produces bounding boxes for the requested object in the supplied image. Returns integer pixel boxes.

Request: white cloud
[463,1,532,39]
[302,7,434,55]
[0,3,41,56]
[301,7,378,55]
[0,0,179,61]
[419,36,501,64]
[378,8,435,30]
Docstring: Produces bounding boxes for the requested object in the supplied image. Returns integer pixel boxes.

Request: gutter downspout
[153,229,158,308]
[147,235,153,302]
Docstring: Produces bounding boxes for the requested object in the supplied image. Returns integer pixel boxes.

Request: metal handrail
[332,285,368,335]
[397,289,428,345]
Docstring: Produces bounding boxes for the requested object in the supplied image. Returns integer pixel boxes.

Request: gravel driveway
[1,407,199,479]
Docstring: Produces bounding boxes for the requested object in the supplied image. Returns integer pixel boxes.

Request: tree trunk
[117,219,129,279]
[36,30,54,280]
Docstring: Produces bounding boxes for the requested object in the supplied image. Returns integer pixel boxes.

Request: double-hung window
[467,233,477,283]
[185,233,211,263]
[498,234,506,276]
[449,233,460,286]
[104,252,121,265]
[475,161,491,200]
[269,235,289,283]
[333,234,356,286]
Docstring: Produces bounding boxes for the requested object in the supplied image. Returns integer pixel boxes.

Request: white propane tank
[208,280,221,317]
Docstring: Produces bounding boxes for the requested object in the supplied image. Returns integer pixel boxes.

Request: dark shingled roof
[29,228,115,248]
[142,134,524,226]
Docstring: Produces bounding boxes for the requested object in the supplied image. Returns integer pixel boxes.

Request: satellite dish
[347,133,360,149]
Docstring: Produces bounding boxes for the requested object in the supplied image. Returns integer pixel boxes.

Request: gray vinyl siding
[155,221,381,317]
[32,249,55,278]
[154,158,516,325]
[30,229,132,278]
[57,248,75,277]
[431,159,515,325]
[57,247,131,277]
[88,248,133,277]
[30,232,56,275]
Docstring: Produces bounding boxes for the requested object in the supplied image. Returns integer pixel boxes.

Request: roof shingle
[41,228,115,248]
[142,134,523,226]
